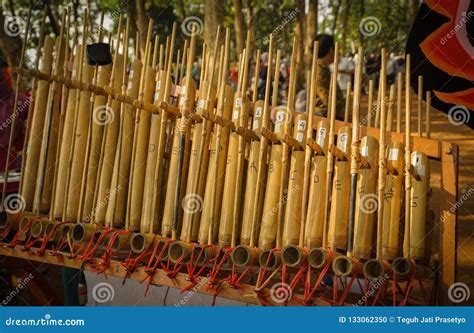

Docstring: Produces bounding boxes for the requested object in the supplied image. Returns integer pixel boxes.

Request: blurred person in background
[0,59,29,194]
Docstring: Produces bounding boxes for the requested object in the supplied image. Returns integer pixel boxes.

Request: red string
[8,216,40,248]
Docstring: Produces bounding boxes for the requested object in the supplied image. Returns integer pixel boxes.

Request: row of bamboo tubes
[4,8,433,276]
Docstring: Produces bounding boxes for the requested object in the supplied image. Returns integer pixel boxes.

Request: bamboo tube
[219,34,251,247]
[417,75,423,137]
[406,151,430,260]
[77,13,108,220]
[179,80,215,241]
[201,34,232,245]
[374,76,382,128]
[127,20,156,231]
[300,41,319,247]
[89,20,125,225]
[34,11,68,213]
[252,50,261,102]
[321,43,340,249]
[304,120,329,249]
[48,11,71,221]
[249,48,279,248]
[240,100,265,246]
[344,81,351,122]
[198,85,233,244]
[387,84,395,132]
[52,43,82,219]
[230,35,254,248]
[181,30,223,242]
[63,10,93,221]
[367,80,374,127]
[327,126,352,252]
[276,37,298,249]
[20,35,54,211]
[64,62,94,220]
[17,7,47,203]
[168,31,199,262]
[104,56,141,228]
[150,22,177,234]
[258,144,283,250]
[404,55,412,258]
[381,140,404,259]
[140,67,170,232]
[161,82,195,238]
[81,55,113,219]
[172,27,198,241]
[232,42,277,266]
[426,91,431,139]
[351,135,379,259]
[282,114,307,248]
[375,49,388,260]
[396,72,402,133]
[345,46,364,258]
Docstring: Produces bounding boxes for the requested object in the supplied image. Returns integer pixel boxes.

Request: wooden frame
[0,120,458,306]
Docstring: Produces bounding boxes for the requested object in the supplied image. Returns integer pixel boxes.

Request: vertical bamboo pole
[322,43,340,248]
[376,49,387,259]
[404,55,412,258]
[387,84,395,132]
[417,75,423,137]
[150,23,177,235]
[18,7,47,203]
[367,80,374,127]
[34,10,68,214]
[91,16,125,225]
[346,46,364,257]
[426,91,431,139]
[127,19,156,231]
[396,72,402,133]
[344,81,351,123]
